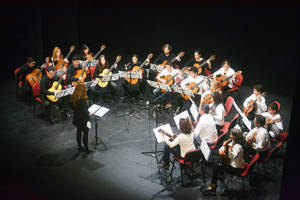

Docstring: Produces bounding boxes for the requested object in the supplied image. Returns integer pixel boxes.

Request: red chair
[14,67,24,98]
[226,74,243,93]
[32,82,44,116]
[89,66,96,80]
[204,68,211,76]
[224,96,235,117]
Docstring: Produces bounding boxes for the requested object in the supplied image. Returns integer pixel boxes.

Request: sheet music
[54,90,65,99]
[90,80,98,87]
[157,83,171,91]
[173,110,190,130]
[94,106,110,117]
[232,99,252,130]
[172,85,183,94]
[64,87,75,96]
[101,74,119,82]
[189,98,199,121]
[153,124,173,143]
[84,81,93,88]
[118,71,129,78]
[200,140,211,161]
[150,63,164,72]
[147,80,159,89]
[182,88,194,97]
[80,60,98,67]
[88,104,101,114]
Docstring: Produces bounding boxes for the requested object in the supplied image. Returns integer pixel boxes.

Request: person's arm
[164,134,181,148]
[257,96,267,112]
[212,105,224,123]
[40,78,54,96]
[243,94,253,108]
[252,132,265,151]
[228,144,242,159]
[213,68,222,77]
[67,66,79,83]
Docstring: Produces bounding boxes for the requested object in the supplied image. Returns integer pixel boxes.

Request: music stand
[150,63,164,73]
[88,104,110,150]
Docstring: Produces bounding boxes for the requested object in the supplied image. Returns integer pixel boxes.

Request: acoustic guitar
[26,57,50,87]
[96,56,121,88]
[125,53,153,85]
[192,55,216,74]
[181,79,205,100]
[54,45,75,73]
[157,72,179,92]
[215,70,242,88]
[160,51,185,67]
[47,68,67,102]
[242,92,266,116]
[158,129,177,142]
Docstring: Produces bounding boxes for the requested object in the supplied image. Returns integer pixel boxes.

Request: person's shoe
[202,184,217,196]
[159,162,170,170]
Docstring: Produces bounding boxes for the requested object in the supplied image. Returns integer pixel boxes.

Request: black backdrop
[1,1,299,199]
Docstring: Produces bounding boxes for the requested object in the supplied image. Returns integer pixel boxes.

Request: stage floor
[0,79,293,200]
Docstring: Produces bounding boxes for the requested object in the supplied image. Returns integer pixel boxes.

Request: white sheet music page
[94,106,110,117]
[153,124,173,143]
[173,110,190,130]
[200,140,211,161]
[88,104,101,114]
[189,98,199,121]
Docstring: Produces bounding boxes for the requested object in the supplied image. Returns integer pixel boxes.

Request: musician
[245,114,270,161]
[92,55,117,103]
[193,103,218,145]
[70,83,91,153]
[153,43,181,68]
[199,80,222,107]
[183,50,212,76]
[243,84,267,121]
[160,118,195,170]
[79,44,93,61]
[210,91,225,135]
[16,57,37,102]
[67,54,86,85]
[261,102,283,139]
[204,129,245,195]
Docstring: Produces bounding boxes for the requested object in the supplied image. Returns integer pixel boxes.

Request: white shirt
[158,68,179,79]
[219,142,244,169]
[243,94,267,115]
[164,132,195,158]
[180,75,208,95]
[213,67,236,88]
[211,104,225,126]
[194,114,218,144]
[246,127,270,152]
[261,112,283,130]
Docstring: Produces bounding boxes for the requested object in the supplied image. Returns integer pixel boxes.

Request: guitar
[158,129,177,142]
[125,53,153,85]
[160,51,184,67]
[215,70,242,88]
[181,79,205,100]
[201,93,213,104]
[192,55,216,74]
[243,92,266,116]
[157,72,180,92]
[96,56,121,88]
[220,138,232,165]
[47,68,67,102]
[246,132,257,145]
[72,44,106,85]
[26,57,50,87]
[54,45,75,75]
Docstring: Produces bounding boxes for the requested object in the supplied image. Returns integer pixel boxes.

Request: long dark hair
[97,55,109,74]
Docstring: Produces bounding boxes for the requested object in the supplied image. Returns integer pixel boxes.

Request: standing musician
[159,118,195,170]
[243,84,267,121]
[204,129,245,195]
[16,57,37,103]
[121,54,149,102]
[209,91,225,136]
[193,103,218,145]
[71,83,92,154]
[91,55,118,103]
[245,114,270,161]
[183,50,212,76]
[261,102,283,139]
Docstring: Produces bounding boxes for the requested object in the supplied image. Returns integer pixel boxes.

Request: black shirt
[125,61,142,71]
[16,63,39,83]
[40,75,58,98]
[71,98,90,127]
[153,53,176,65]
[184,58,209,75]
[67,64,82,84]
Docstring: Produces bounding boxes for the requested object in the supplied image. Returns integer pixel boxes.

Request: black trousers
[90,83,116,102]
[76,124,89,150]
[211,161,244,185]
[122,80,142,99]
[162,144,182,165]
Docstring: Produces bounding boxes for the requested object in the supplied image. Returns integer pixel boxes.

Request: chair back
[32,82,41,98]
[184,148,203,164]
[224,96,234,117]
[14,67,22,81]
[234,74,243,87]
[89,66,96,79]
[279,132,288,142]
[264,141,283,162]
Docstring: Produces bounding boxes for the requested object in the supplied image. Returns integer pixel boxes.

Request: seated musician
[50,46,69,77]
[210,91,225,135]
[183,50,212,76]
[193,103,218,146]
[160,118,195,170]
[204,129,245,195]
[121,54,149,102]
[199,80,221,108]
[79,44,93,81]
[16,57,37,103]
[261,102,283,139]
[92,55,118,103]
[213,60,238,99]
[67,54,86,86]
[245,114,270,161]
[243,84,267,121]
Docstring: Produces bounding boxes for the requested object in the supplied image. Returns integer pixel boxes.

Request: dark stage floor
[0,79,293,200]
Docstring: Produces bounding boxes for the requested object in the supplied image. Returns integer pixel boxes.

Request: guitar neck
[191,79,205,90]
[198,59,210,68]
[93,49,104,60]
[137,59,148,70]
[106,61,117,75]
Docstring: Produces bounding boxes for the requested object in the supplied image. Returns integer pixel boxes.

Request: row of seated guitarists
[15,43,286,195]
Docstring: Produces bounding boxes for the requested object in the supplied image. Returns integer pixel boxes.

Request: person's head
[72,54,80,66]
[212,91,223,105]
[71,83,88,105]
[52,46,62,59]
[99,55,107,66]
[81,44,89,55]
[222,60,230,70]
[132,54,139,64]
[46,66,56,79]
[189,66,198,78]
[210,80,220,91]
[199,103,210,115]
[230,128,244,145]
[253,84,264,96]
[165,61,173,72]
[194,50,202,60]
[254,114,266,128]
[179,118,192,134]
[162,43,172,55]
[26,57,36,68]
[268,102,279,115]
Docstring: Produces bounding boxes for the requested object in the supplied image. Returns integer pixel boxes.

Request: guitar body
[54,59,65,70]
[181,82,199,100]
[72,69,87,86]
[157,74,174,92]
[47,81,62,102]
[243,100,256,116]
[97,69,112,88]
[160,60,168,67]
[216,75,228,88]
[26,68,42,87]
[201,93,213,104]
[125,65,144,85]
[193,63,202,74]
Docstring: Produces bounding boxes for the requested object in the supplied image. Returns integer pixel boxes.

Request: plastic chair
[225,74,243,93]
[89,66,96,80]
[32,82,44,116]
[224,96,235,117]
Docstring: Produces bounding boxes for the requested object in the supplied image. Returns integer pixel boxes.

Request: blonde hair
[52,46,63,61]
[71,83,88,105]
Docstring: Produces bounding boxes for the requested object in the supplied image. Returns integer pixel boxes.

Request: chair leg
[169,159,176,182]
[180,164,184,186]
